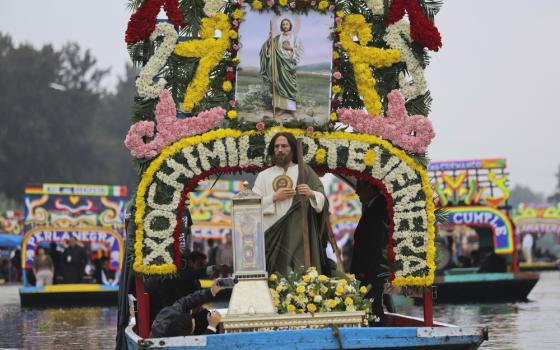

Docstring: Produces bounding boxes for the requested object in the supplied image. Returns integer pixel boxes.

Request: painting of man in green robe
[259,18,304,120]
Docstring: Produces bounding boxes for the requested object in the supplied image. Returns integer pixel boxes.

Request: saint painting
[259,18,304,120]
[236,8,333,125]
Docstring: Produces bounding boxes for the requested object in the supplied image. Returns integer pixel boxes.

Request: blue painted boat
[124,312,487,349]
[19,283,119,307]
[433,270,539,303]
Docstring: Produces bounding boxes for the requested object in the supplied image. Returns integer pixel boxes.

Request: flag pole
[269,21,277,120]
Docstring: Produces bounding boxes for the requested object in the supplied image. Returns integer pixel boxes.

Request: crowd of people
[10,236,121,287]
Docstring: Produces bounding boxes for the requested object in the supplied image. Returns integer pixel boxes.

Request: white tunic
[253,164,326,232]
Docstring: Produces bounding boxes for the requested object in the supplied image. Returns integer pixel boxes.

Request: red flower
[331,100,338,109]
[125,0,184,44]
[226,72,235,81]
[386,0,442,51]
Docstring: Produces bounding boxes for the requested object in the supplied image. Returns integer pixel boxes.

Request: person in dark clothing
[350,179,390,325]
[478,251,507,273]
[206,239,218,266]
[145,251,228,325]
[61,236,88,283]
[49,242,62,284]
[150,279,224,338]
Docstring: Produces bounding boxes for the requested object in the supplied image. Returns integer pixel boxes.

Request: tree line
[0,33,138,204]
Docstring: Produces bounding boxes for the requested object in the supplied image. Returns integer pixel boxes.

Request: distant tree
[547,164,560,204]
[509,184,545,209]
[0,32,137,200]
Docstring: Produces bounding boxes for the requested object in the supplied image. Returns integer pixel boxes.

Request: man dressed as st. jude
[253,132,333,276]
[260,18,304,119]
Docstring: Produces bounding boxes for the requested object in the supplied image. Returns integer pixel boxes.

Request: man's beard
[272,152,292,167]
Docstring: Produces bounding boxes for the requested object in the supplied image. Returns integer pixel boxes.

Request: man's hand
[296,184,315,200]
[210,279,225,296]
[207,310,222,328]
[273,188,296,202]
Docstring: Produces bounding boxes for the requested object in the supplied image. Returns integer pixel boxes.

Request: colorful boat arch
[513,205,560,235]
[21,226,125,271]
[441,206,514,254]
[133,127,436,286]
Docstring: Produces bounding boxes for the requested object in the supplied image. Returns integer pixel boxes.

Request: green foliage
[0,32,138,200]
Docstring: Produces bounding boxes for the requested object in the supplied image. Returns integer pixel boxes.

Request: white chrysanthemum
[204,0,224,17]
[366,0,384,15]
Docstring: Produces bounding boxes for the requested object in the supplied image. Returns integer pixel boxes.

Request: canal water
[1,271,559,349]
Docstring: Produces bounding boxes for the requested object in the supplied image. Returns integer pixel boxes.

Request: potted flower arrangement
[268,266,375,323]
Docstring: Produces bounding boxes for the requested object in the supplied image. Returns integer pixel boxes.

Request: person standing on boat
[522,233,534,263]
[252,132,332,276]
[32,246,54,286]
[350,179,391,325]
[61,236,88,284]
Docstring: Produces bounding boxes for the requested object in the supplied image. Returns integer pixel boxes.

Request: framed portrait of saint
[235,7,334,126]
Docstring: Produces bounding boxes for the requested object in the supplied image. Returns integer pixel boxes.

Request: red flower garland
[125,0,184,44]
[386,0,442,52]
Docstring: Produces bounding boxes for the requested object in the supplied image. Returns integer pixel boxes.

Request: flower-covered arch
[133,127,435,286]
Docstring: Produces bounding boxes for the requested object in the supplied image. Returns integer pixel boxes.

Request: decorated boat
[116,0,488,349]
[512,203,560,271]
[19,183,127,306]
[428,159,539,303]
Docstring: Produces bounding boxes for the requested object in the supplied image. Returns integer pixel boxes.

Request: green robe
[264,165,333,277]
[260,35,298,103]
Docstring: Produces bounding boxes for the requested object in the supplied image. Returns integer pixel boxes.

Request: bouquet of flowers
[268,266,372,316]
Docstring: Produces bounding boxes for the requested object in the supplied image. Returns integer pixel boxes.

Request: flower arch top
[133,128,435,286]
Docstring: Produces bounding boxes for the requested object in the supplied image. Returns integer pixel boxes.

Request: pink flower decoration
[232,20,239,27]
[333,71,342,80]
[329,4,335,11]
[267,0,275,6]
[337,90,435,153]
[334,42,342,48]
[290,2,296,8]
[306,126,314,135]
[311,0,317,5]
[256,122,265,131]
[124,89,226,159]
[232,44,240,51]
[335,17,342,24]
[237,0,245,4]
[229,100,237,108]
[226,66,234,72]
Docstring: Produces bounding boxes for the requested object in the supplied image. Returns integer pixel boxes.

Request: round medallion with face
[272,174,293,192]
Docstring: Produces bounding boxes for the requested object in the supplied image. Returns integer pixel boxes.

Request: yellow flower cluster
[232,9,244,19]
[227,110,237,119]
[174,13,232,112]
[222,80,233,92]
[134,128,435,284]
[279,0,288,6]
[332,85,341,94]
[318,1,329,10]
[314,148,327,164]
[364,149,376,166]
[339,14,400,116]
[252,0,263,10]
[330,112,337,122]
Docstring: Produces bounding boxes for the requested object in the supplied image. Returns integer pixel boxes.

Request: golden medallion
[272,175,293,191]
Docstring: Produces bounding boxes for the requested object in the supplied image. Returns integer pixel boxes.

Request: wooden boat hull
[519,261,559,271]
[433,272,539,303]
[125,313,487,350]
[19,284,118,307]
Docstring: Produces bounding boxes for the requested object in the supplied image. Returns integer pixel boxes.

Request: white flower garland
[203,0,224,17]
[198,139,227,170]
[366,0,384,15]
[136,23,178,99]
[384,20,427,99]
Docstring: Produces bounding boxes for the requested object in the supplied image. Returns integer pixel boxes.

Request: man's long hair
[266,132,298,166]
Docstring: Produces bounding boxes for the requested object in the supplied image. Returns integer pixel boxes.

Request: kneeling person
[150,279,224,337]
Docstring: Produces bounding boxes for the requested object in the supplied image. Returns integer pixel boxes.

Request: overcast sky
[1,1,558,195]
